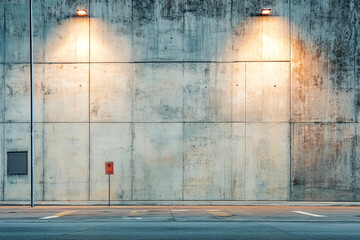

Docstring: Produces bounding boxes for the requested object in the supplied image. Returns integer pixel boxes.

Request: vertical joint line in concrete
[230,62,233,199]
[130,0,135,202]
[42,110,45,201]
[244,62,247,200]
[352,0,358,203]
[88,0,91,201]
[130,63,134,201]
[182,2,185,57]
[41,65,45,201]
[289,0,292,201]
[182,63,185,201]
[41,0,45,62]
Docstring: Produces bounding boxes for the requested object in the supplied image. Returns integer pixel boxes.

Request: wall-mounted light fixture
[76,9,88,17]
[261,9,271,16]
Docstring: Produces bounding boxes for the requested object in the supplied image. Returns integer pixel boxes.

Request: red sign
[106,162,113,175]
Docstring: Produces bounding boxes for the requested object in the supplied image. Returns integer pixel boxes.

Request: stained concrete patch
[132,0,184,61]
[231,123,245,200]
[4,64,30,122]
[245,123,290,200]
[0,2,4,63]
[232,63,245,122]
[183,123,231,200]
[90,64,132,122]
[184,63,232,122]
[37,64,89,122]
[0,64,4,121]
[184,0,232,61]
[133,123,183,200]
[43,123,89,201]
[90,123,132,201]
[3,0,43,62]
[246,62,290,122]
[291,0,357,122]
[133,63,183,122]
[90,0,132,62]
[0,123,3,200]
[291,123,358,201]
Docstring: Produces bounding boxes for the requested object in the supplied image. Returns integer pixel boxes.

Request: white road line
[41,216,59,219]
[172,210,189,212]
[293,210,327,218]
[40,210,76,220]
[207,209,219,212]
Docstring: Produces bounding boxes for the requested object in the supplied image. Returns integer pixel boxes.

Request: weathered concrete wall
[0,0,359,201]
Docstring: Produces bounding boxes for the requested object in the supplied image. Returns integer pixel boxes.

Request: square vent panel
[7,152,28,175]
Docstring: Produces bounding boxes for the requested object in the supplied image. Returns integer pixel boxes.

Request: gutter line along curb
[1,201,360,207]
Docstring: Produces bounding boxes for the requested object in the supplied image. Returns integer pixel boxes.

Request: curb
[1,201,360,207]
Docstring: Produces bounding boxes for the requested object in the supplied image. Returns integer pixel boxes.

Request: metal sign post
[105,162,113,207]
[29,0,35,208]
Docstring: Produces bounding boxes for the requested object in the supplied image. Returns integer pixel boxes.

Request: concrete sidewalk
[1,201,360,206]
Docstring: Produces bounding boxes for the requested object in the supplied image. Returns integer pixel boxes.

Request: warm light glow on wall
[232,17,289,61]
[76,9,88,17]
[45,18,90,61]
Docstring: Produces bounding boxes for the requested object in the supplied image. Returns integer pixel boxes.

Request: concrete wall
[0,0,359,201]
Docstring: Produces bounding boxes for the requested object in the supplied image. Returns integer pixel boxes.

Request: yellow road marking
[207,209,232,217]
[40,210,76,219]
[128,210,148,217]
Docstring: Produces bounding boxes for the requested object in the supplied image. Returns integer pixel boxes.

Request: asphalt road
[0,206,359,239]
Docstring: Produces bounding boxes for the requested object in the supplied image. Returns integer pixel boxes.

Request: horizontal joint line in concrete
[0,60,291,65]
[1,121,359,124]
